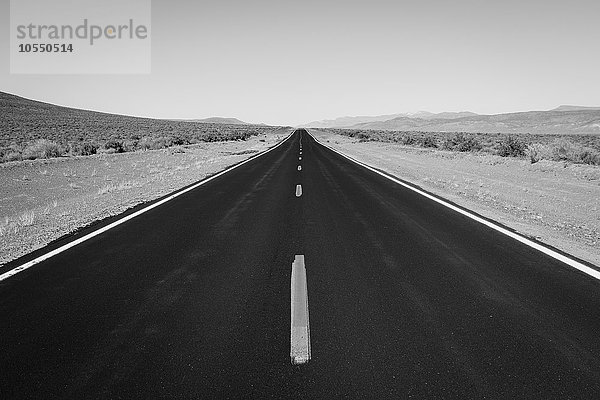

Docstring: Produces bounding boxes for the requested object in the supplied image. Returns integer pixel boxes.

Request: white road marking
[0,129,297,282]
[307,130,600,280]
[290,254,310,365]
[299,157,302,160]
[298,166,302,171]
[296,185,302,197]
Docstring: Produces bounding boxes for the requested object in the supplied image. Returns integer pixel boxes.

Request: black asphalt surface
[2,129,600,399]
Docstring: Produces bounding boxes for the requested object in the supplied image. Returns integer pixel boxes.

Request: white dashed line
[296,185,302,197]
[298,166,302,171]
[290,254,310,365]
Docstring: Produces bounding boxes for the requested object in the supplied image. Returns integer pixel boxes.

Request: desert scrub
[575,148,600,165]
[525,140,600,165]
[0,144,23,162]
[329,127,600,165]
[442,133,482,152]
[550,139,600,165]
[138,136,175,150]
[400,134,417,145]
[419,136,438,148]
[0,107,276,163]
[22,139,63,160]
[526,143,550,163]
[69,141,98,156]
[497,135,527,157]
[103,139,125,153]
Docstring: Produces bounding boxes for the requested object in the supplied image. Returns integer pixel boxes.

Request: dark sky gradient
[1,0,599,125]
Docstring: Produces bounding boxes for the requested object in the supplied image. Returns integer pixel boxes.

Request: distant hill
[187,117,248,125]
[305,107,600,134]
[0,91,274,149]
[348,109,600,134]
[302,114,407,129]
[552,105,600,112]
[430,111,479,120]
[303,111,478,128]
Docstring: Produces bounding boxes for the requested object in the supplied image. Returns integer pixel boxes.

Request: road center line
[290,254,311,365]
[295,184,302,197]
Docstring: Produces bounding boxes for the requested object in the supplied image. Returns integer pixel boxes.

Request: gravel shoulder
[0,129,291,266]
[309,129,600,267]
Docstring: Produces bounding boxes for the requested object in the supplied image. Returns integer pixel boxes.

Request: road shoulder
[309,129,600,267]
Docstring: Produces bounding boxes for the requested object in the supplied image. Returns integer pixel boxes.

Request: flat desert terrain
[3,126,599,269]
[0,130,289,266]
[309,129,600,266]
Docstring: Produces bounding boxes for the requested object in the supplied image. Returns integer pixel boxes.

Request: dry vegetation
[0,92,291,266]
[311,128,600,266]
[328,128,600,165]
[0,91,282,163]
[0,131,289,266]
[0,124,278,163]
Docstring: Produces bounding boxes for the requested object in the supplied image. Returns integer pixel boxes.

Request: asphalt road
[2,129,600,399]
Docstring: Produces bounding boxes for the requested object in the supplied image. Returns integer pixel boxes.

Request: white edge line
[0,129,297,282]
[306,129,600,281]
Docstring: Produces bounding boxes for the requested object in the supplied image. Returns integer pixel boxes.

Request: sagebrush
[328,128,600,165]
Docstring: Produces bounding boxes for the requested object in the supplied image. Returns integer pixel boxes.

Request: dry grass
[18,210,35,226]
[1,91,285,163]
[0,130,288,266]
[329,128,600,165]
[97,181,140,195]
[0,217,9,236]
[42,200,58,215]
[0,210,36,237]
[310,128,600,266]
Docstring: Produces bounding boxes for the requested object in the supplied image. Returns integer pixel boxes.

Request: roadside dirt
[309,129,600,267]
[0,130,290,266]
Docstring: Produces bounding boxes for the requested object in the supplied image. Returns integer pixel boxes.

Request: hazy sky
[1,0,599,126]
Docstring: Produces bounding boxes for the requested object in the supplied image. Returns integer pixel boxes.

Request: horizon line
[3,89,600,127]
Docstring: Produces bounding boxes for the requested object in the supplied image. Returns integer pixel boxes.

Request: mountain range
[302,111,478,129]
[303,106,600,134]
[183,117,249,125]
